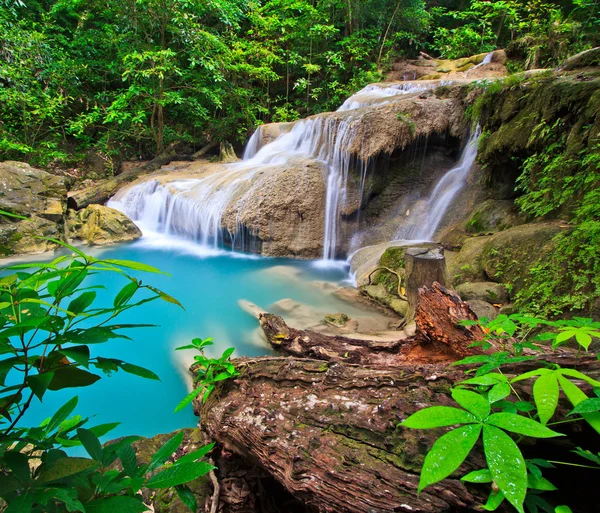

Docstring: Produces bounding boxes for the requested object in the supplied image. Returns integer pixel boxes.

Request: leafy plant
[401,314,600,513]
[0,240,213,511]
[174,337,239,411]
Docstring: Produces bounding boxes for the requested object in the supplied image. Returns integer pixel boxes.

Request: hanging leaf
[533,373,559,424]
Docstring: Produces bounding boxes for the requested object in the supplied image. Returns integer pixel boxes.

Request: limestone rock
[0,161,68,255]
[456,281,509,304]
[561,46,600,71]
[0,161,67,219]
[446,235,490,285]
[68,205,141,246]
[467,299,499,320]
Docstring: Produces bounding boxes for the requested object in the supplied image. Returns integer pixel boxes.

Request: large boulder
[456,281,509,303]
[0,161,68,256]
[464,199,525,234]
[447,221,567,294]
[67,205,141,246]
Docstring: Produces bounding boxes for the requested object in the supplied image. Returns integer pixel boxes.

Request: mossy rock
[561,47,600,71]
[465,199,525,234]
[480,222,567,294]
[446,235,491,286]
[418,73,442,80]
[456,281,509,303]
[324,313,349,327]
[361,284,408,317]
[67,204,141,246]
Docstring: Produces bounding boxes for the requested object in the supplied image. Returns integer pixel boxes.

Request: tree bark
[405,247,447,323]
[198,354,600,513]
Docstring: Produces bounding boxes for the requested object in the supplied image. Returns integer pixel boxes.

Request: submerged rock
[67,204,141,246]
[324,312,349,327]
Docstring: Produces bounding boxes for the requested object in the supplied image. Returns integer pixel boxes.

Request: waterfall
[395,126,482,241]
[467,53,493,74]
[110,80,440,258]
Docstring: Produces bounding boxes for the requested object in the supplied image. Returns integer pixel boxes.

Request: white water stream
[109,80,477,258]
[395,125,482,241]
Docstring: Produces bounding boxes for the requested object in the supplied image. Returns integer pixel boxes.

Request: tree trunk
[197,354,600,513]
[405,247,447,323]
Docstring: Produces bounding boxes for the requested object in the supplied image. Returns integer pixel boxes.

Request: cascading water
[394,125,482,241]
[110,81,437,258]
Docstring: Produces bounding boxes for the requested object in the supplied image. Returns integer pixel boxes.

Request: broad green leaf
[89,422,121,438]
[48,367,100,390]
[533,373,559,424]
[145,461,215,489]
[146,431,184,473]
[554,331,574,344]
[569,397,600,414]
[452,388,490,420]
[486,413,562,438]
[483,425,526,513]
[5,492,32,513]
[4,451,31,482]
[116,442,138,476]
[461,468,492,483]
[47,396,78,433]
[174,386,204,413]
[482,490,505,511]
[418,424,481,492]
[176,485,197,512]
[68,292,96,315]
[511,369,549,383]
[555,507,573,513]
[528,474,557,491]
[559,369,600,387]
[575,332,592,350]
[77,428,103,461]
[84,495,149,513]
[59,346,91,367]
[26,372,55,401]
[461,373,506,386]
[401,406,477,429]
[114,281,138,308]
[558,376,600,434]
[37,457,98,483]
[489,383,511,403]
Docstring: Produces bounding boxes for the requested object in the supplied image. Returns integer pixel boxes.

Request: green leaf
[146,431,184,473]
[4,451,31,482]
[47,396,78,433]
[528,474,557,491]
[119,362,160,381]
[26,372,55,401]
[482,490,505,511]
[114,281,138,308]
[145,461,215,489]
[575,332,592,350]
[68,292,96,315]
[174,386,204,413]
[483,425,526,513]
[489,383,511,403]
[116,442,139,476]
[101,259,164,274]
[461,373,506,386]
[59,346,91,367]
[5,492,32,513]
[451,388,490,420]
[418,424,481,492]
[37,457,98,483]
[558,376,600,435]
[554,507,573,513]
[84,496,149,513]
[461,468,492,483]
[486,413,562,438]
[175,443,215,465]
[77,428,103,461]
[176,485,197,512]
[533,373,559,424]
[401,406,477,429]
[569,397,600,414]
[88,422,121,438]
[48,367,100,390]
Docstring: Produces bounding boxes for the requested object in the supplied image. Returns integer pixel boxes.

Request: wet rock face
[67,204,142,246]
[0,161,68,255]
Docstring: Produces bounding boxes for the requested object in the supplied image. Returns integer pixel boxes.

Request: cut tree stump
[259,282,485,364]
[405,247,448,323]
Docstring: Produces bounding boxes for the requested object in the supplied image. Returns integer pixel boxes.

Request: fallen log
[259,282,486,365]
[198,354,600,513]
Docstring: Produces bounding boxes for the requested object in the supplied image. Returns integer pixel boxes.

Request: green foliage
[175,337,239,410]
[0,239,212,511]
[402,314,600,513]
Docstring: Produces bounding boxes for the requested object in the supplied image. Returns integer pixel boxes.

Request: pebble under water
[19,232,352,446]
